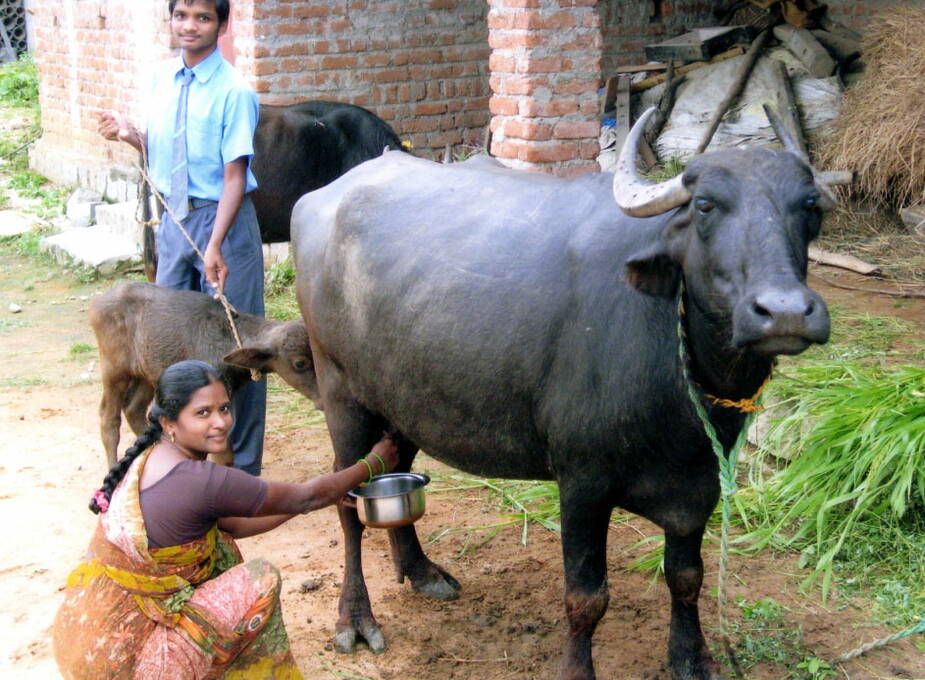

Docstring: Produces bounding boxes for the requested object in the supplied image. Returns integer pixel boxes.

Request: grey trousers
[155,196,266,475]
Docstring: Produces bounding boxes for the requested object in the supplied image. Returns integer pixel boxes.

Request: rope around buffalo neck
[675,281,768,636]
[136,144,260,382]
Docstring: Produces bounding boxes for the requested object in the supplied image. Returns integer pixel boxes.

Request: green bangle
[368,452,386,476]
[359,457,374,484]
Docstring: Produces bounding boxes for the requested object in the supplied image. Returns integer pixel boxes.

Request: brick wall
[29,0,489,200]
[242,0,491,153]
[29,1,171,200]
[487,0,602,178]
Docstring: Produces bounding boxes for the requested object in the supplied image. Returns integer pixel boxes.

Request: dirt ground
[1,248,924,680]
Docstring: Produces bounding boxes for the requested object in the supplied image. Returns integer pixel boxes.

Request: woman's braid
[89,408,163,514]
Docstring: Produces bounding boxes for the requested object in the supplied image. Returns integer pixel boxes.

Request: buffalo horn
[612,107,691,218]
[762,103,838,210]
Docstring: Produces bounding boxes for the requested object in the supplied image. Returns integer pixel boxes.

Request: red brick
[521,141,578,163]
[553,120,601,139]
[489,96,519,116]
[505,119,553,141]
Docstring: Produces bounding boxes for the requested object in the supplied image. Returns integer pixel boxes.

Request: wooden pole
[630,46,745,93]
[694,29,771,155]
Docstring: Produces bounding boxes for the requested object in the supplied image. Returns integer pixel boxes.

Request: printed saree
[53,448,304,679]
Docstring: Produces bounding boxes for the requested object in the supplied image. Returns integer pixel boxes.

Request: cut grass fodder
[738,361,925,604]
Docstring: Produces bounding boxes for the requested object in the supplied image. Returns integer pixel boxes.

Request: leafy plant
[0,55,39,106]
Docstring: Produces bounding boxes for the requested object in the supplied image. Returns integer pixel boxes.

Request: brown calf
[90,282,318,467]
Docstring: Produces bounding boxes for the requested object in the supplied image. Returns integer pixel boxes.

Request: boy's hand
[98,111,133,143]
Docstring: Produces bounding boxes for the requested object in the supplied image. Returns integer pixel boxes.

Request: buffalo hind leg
[664,529,722,680]
[557,494,611,680]
[323,391,388,655]
[385,435,460,600]
[387,525,461,600]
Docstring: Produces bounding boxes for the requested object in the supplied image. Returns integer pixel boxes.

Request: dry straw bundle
[820,7,925,209]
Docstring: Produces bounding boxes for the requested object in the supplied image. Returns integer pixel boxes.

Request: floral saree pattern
[53,448,304,679]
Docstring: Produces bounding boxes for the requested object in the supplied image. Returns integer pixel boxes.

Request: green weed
[0,318,27,333]
[68,343,95,359]
[714,597,836,679]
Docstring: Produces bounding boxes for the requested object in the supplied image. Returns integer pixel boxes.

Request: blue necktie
[168,68,194,223]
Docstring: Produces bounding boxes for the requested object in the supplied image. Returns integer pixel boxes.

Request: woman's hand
[369,433,400,475]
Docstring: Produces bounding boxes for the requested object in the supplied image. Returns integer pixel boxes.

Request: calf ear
[223,346,276,370]
[625,243,680,298]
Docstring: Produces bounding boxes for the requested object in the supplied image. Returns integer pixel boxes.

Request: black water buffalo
[252,101,404,243]
[290,109,831,679]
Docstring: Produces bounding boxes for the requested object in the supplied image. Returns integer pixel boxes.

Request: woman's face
[168,380,233,456]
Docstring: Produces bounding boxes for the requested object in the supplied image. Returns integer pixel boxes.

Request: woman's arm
[218,513,294,538]
[219,435,400,538]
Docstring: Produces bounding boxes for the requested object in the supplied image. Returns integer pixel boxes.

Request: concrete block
[65,187,104,228]
[40,225,141,274]
[94,200,144,246]
[0,210,40,237]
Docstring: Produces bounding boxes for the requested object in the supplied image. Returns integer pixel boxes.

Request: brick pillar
[488,0,602,177]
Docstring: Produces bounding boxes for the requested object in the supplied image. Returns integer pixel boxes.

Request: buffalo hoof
[410,562,461,600]
[334,618,387,655]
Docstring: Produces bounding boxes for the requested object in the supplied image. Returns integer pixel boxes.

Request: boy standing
[98,0,266,475]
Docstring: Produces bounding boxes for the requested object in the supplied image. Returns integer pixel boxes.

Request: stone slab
[40,225,141,274]
[0,210,39,237]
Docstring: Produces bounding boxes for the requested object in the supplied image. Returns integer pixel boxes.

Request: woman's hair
[89,360,230,514]
[168,0,230,25]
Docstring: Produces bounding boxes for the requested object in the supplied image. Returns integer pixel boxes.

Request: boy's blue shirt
[146,47,259,201]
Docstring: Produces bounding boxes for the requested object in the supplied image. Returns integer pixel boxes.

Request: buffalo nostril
[805,300,815,316]
[752,301,771,318]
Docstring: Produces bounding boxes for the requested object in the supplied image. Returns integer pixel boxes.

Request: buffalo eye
[694,197,714,214]
[293,359,309,372]
[804,196,818,210]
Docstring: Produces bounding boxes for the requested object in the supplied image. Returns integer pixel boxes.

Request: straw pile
[819,7,925,209]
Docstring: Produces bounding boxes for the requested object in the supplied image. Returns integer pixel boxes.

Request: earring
[169,431,176,444]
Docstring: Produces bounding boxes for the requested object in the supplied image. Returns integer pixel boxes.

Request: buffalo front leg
[664,529,722,680]
[323,389,389,655]
[557,496,611,680]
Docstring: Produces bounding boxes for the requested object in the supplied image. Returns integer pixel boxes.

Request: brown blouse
[139,460,268,549]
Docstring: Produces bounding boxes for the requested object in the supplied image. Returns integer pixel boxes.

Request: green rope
[675,285,761,634]
[833,618,925,663]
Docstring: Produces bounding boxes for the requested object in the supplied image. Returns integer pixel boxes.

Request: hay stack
[820,7,925,209]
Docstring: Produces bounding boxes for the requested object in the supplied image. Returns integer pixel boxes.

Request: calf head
[223,320,320,403]
[614,108,830,357]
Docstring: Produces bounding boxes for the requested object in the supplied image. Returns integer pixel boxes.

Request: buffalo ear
[223,346,276,370]
[625,244,681,298]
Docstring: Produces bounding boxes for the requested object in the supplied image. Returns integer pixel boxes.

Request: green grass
[264,257,300,321]
[0,376,48,390]
[0,318,27,333]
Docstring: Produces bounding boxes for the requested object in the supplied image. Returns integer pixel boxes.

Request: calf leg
[557,495,611,680]
[99,372,131,467]
[386,439,460,601]
[664,529,722,680]
[123,379,154,435]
